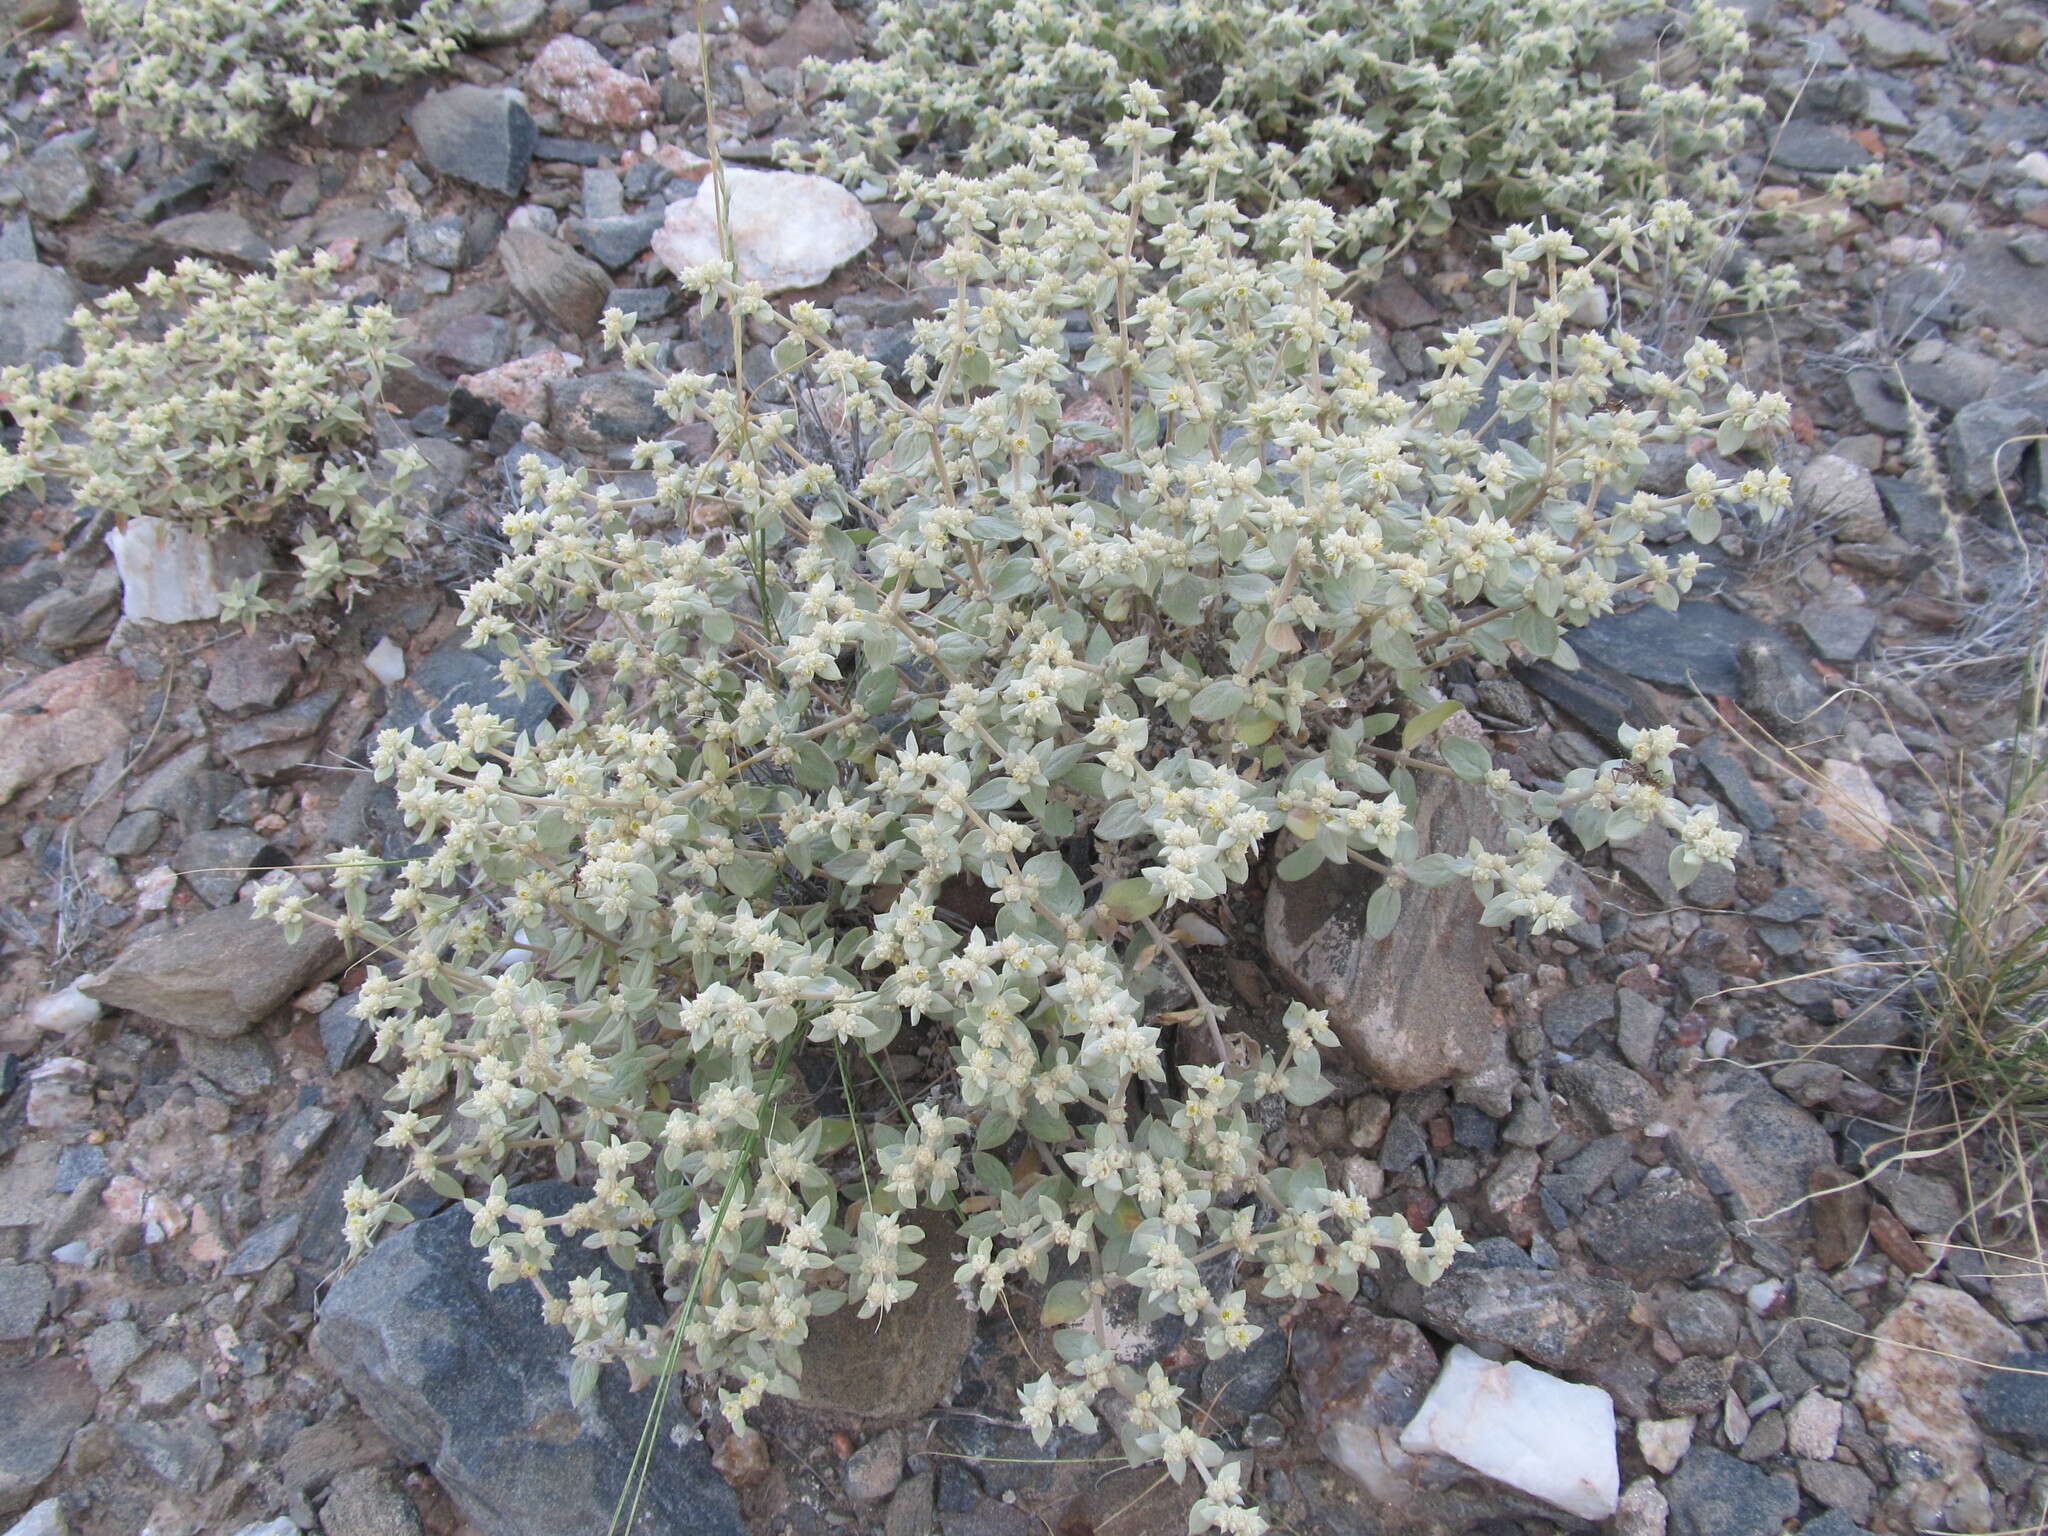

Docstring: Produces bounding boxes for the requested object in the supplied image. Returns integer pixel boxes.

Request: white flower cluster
[37,0,463,150]
[785,0,1794,305]
[0,251,422,623]
[312,116,1786,1532]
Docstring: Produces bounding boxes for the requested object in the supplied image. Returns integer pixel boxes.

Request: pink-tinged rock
[103,1173,149,1226]
[526,36,657,130]
[1855,1282,2019,1531]
[652,167,876,294]
[458,349,583,419]
[1818,759,1894,851]
[0,655,136,807]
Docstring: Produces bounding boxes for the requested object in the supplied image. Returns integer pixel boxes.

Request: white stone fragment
[5,1499,72,1536]
[1786,1390,1843,1460]
[1637,1416,1692,1474]
[1398,1345,1619,1521]
[652,167,877,294]
[106,516,264,624]
[25,982,101,1034]
[364,635,407,685]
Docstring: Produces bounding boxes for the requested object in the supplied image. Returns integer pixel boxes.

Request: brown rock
[1869,1201,1931,1275]
[1808,1164,1870,1269]
[744,0,862,69]
[797,1215,972,1418]
[498,228,611,336]
[0,655,136,807]
[1294,1303,1446,1505]
[204,633,302,714]
[712,1427,771,1488]
[82,901,346,1037]
[1265,778,1497,1090]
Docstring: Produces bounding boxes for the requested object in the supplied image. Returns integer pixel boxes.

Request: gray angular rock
[1581,1176,1729,1280]
[23,135,95,222]
[0,1263,51,1341]
[1946,394,2043,505]
[465,0,546,44]
[1668,1062,1832,1237]
[1736,636,1840,747]
[1293,1306,1446,1505]
[320,990,374,1074]
[1957,237,2048,348]
[153,210,273,267]
[171,827,281,907]
[1799,604,1878,663]
[1796,455,1887,542]
[1766,121,1874,173]
[0,261,81,368]
[1840,4,1950,65]
[564,212,662,270]
[312,1181,744,1536]
[1975,1351,2048,1450]
[1557,1058,1660,1132]
[1573,599,1789,697]
[83,1319,147,1389]
[117,1415,222,1494]
[548,371,666,449]
[223,1212,302,1277]
[1417,1261,1633,1371]
[320,1465,425,1536]
[130,1352,201,1417]
[83,901,346,1037]
[1541,985,1615,1049]
[1665,1446,1797,1536]
[1265,777,1497,1091]
[409,86,536,196]
[204,632,302,713]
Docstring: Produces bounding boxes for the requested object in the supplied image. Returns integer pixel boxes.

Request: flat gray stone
[1799,604,1878,662]
[83,901,346,1037]
[312,1181,744,1536]
[0,261,81,368]
[0,1263,51,1341]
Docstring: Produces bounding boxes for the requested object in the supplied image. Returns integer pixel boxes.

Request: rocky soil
[3,0,2048,1534]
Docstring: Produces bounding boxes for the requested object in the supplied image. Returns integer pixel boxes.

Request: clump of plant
[785,0,1782,300]
[299,105,1789,1531]
[35,0,463,150]
[0,250,424,623]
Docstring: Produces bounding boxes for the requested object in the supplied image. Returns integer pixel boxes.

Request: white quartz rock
[364,635,407,685]
[652,167,876,294]
[106,516,264,624]
[26,982,101,1034]
[1398,1344,1619,1521]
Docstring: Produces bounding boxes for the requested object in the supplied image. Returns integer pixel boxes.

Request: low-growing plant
[0,250,425,624]
[36,0,463,151]
[785,0,1791,304]
[300,108,1790,1531]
